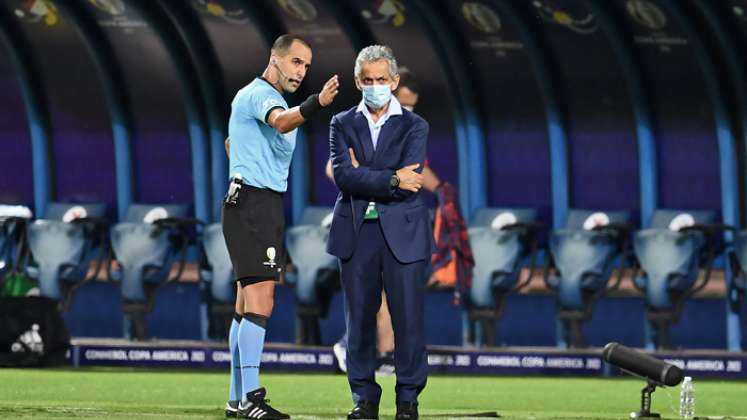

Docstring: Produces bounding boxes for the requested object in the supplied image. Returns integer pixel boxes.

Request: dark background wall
[1,0,745,348]
[0,40,33,205]
[1,0,741,224]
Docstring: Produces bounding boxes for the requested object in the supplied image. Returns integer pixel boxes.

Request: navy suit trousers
[341,219,428,404]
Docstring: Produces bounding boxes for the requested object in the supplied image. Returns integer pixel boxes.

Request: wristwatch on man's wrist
[390,174,400,188]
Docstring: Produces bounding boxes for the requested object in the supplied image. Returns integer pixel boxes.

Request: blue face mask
[362,84,392,109]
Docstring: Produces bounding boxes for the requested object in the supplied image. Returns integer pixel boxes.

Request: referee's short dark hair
[272,34,312,55]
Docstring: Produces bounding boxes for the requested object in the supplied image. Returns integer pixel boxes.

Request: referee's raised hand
[319,75,339,107]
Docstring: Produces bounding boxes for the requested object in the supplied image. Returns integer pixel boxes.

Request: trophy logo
[263,247,277,269]
[626,0,667,30]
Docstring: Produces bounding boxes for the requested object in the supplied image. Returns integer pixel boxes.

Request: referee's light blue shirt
[228,77,297,192]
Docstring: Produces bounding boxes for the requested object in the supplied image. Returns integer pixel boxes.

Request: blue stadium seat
[200,222,236,339]
[464,207,542,347]
[285,206,337,344]
[731,232,747,297]
[730,233,747,345]
[0,220,14,282]
[545,209,632,348]
[109,204,200,339]
[25,202,108,310]
[0,207,32,283]
[633,209,726,349]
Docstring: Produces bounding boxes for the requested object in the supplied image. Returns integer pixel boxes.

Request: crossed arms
[329,116,428,201]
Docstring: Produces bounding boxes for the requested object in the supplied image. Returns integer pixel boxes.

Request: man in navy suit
[327,45,434,420]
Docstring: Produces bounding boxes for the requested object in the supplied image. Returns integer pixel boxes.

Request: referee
[222,34,338,419]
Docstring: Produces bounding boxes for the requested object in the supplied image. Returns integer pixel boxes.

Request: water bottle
[679,376,695,419]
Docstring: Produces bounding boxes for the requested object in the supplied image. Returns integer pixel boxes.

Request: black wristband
[299,93,323,119]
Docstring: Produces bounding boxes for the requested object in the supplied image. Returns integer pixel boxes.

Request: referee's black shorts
[221,183,286,286]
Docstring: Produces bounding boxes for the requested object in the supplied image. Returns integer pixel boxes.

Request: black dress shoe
[347,400,379,419]
[396,401,418,420]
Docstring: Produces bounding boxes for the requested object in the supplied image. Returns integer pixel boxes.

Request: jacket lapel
[353,113,374,163]
[373,115,404,161]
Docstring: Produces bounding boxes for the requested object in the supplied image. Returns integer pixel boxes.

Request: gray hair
[354,45,398,79]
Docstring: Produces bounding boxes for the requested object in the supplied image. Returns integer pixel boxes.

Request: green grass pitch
[0,368,745,419]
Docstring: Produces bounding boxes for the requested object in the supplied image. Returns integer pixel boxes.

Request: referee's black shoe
[347,400,379,419]
[237,388,290,419]
[395,401,418,420]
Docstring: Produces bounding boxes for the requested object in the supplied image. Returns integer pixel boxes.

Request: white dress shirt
[356,95,402,150]
[355,95,402,215]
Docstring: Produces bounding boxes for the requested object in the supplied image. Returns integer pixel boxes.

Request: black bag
[0,297,70,367]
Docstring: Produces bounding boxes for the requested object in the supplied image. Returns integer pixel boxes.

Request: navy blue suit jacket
[326,105,436,263]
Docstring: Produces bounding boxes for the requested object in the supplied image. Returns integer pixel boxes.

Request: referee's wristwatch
[389,174,400,188]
